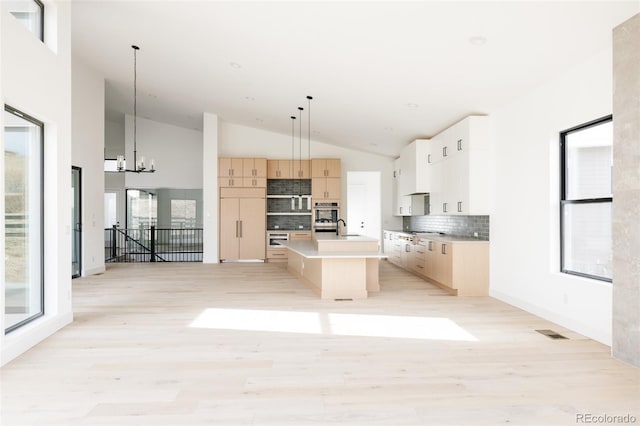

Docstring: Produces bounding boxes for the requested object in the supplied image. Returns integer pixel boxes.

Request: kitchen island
[277,234,386,299]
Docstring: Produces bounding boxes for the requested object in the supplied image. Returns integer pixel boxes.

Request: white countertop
[314,234,379,242]
[384,229,488,244]
[277,240,387,259]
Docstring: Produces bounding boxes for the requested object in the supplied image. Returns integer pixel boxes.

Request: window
[560,116,612,282]
[104,159,119,172]
[171,200,197,228]
[3,0,44,41]
[4,105,44,333]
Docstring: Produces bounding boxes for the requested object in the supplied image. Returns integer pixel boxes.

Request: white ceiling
[71,1,639,157]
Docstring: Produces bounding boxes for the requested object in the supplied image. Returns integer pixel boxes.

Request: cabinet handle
[235,220,239,238]
[443,202,447,213]
[409,206,412,214]
[443,146,447,157]
[405,244,410,253]
[457,139,462,151]
[393,171,396,178]
[417,265,424,269]
[239,220,243,238]
[399,207,403,214]
[272,253,285,256]
[427,154,431,164]
[428,241,433,251]
[441,243,447,255]
[457,201,462,212]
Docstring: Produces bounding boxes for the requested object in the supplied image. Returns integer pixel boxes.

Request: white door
[347,172,381,240]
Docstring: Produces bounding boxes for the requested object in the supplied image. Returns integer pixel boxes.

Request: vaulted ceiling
[71,1,639,157]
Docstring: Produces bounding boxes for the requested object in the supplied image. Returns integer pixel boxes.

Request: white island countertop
[277,237,386,259]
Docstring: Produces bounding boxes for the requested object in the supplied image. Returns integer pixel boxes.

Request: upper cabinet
[396,139,430,196]
[429,116,490,215]
[312,158,341,178]
[293,159,311,179]
[267,159,292,179]
[219,157,267,188]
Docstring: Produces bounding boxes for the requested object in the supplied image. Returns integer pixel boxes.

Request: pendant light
[297,106,304,209]
[116,45,156,173]
[290,115,296,210]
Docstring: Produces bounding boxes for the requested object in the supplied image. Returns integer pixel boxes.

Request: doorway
[72,166,81,278]
[346,171,381,240]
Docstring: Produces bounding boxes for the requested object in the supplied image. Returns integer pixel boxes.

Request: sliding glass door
[4,105,44,333]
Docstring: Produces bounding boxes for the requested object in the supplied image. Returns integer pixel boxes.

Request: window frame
[5,0,45,42]
[4,104,45,334]
[559,115,613,283]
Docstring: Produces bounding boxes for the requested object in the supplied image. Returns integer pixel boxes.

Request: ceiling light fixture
[116,45,155,173]
[406,103,419,108]
[469,36,487,46]
[229,62,242,69]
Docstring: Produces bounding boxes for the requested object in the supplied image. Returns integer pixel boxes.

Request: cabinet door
[424,240,434,278]
[219,158,232,177]
[219,178,241,188]
[433,241,453,287]
[311,159,326,178]
[312,178,326,200]
[239,198,266,259]
[242,158,255,177]
[279,160,292,179]
[267,160,279,179]
[325,178,341,200]
[254,159,267,178]
[219,198,240,259]
[326,159,341,177]
[297,159,311,178]
[242,178,266,188]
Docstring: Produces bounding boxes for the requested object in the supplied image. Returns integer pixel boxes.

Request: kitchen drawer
[267,249,289,260]
[289,232,311,240]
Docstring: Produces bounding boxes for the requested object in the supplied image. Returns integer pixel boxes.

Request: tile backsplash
[267,179,311,195]
[403,215,490,240]
[268,216,312,230]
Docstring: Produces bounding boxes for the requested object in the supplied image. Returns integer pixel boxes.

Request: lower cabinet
[220,188,266,261]
[385,231,489,296]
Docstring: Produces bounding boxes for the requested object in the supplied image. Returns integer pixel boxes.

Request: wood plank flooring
[1,261,638,425]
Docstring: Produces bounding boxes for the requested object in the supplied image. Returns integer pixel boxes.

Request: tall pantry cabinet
[218,157,267,261]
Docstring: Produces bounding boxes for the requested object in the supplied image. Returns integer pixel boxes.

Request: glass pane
[127,189,157,230]
[3,0,43,41]
[565,120,612,200]
[562,202,612,280]
[171,199,197,228]
[104,159,118,172]
[4,108,43,331]
[72,168,81,278]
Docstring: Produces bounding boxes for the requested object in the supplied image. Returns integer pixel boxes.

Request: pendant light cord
[132,45,139,171]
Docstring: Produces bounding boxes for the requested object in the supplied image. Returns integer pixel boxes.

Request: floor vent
[536,329,568,339]
[334,298,353,301]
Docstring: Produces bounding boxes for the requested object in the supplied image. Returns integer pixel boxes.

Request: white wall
[490,47,614,345]
[219,121,401,235]
[202,113,219,263]
[72,58,105,276]
[1,0,73,366]
[124,115,202,189]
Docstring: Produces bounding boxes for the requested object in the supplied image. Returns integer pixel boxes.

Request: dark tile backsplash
[267,179,311,195]
[268,215,312,230]
[403,215,490,240]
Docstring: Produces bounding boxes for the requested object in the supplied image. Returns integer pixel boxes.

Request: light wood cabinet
[312,158,341,178]
[292,159,310,179]
[219,157,266,187]
[219,188,266,261]
[432,241,453,288]
[219,157,243,177]
[243,158,267,178]
[289,231,311,240]
[267,160,292,179]
[312,177,341,201]
[384,230,489,296]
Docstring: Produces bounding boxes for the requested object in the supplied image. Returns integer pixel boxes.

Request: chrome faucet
[336,219,346,235]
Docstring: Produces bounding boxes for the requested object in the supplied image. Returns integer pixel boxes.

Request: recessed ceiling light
[245,96,255,101]
[370,142,379,147]
[406,103,419,108]
[255,118,264,123]
[229,62,242,69]
[384,126,394,131]
[469,36,487,46]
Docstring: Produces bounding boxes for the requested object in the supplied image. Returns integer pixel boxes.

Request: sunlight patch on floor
[189,308,477,342]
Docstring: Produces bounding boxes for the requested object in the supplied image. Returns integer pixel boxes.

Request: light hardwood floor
[1,261,638,426]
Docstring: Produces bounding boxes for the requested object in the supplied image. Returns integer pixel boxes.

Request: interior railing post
[111,225,117,260]
[150,225,156,262]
